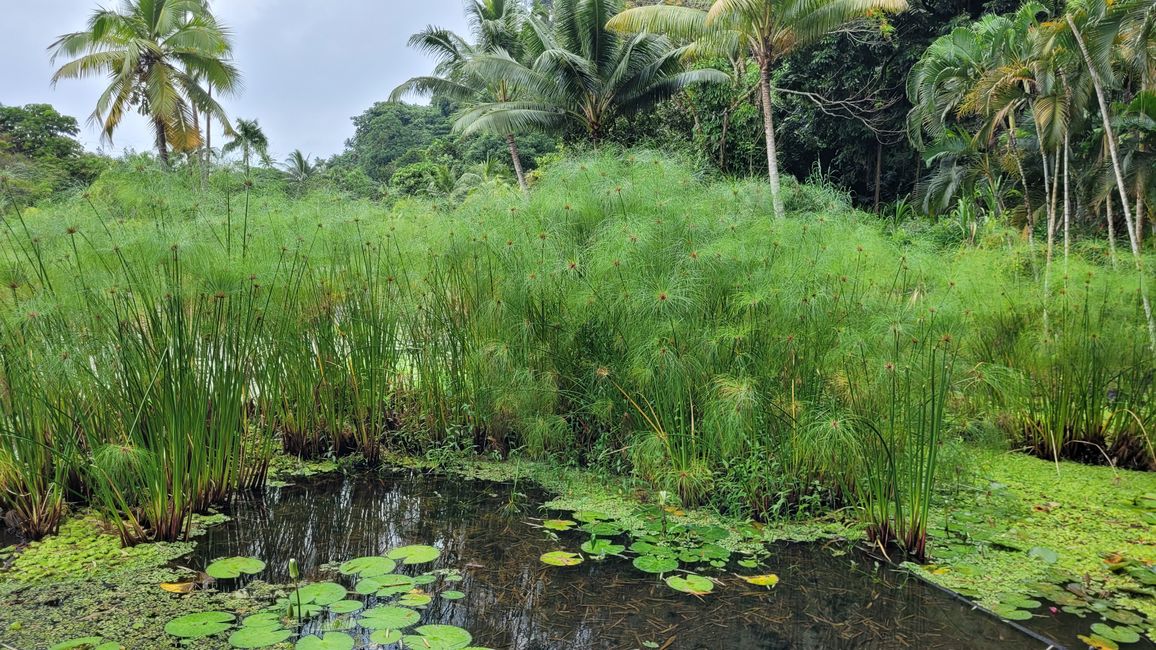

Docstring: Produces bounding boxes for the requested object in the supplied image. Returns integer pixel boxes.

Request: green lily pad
[571,510,610,523]
[295,632,354,650]
[296,581,347,606]
[580,522,623,536]
[206,556,266,579]
[1105,610,1144,626]
[441,590,466,600]
[1078,635,1120,650]
[738,559,759,568]
[328,599,364,614]
[369,630,402,645]
[360,605,421,630]
[993,604,1032,621]
[633,555,679,574]
[540,551,583,566]
[228,625,293,648]
[387,544,440,565]
[581,539,625,556]
[241,613,283,629]
[356,573,416,596]
[339,556,397,577]
[630,541,676,558]
[165,611,236,639]
[1028,547,1059,564]
[542,519,577,531]
[402,624,473,650]
[1090,624,1141,644]
[665,574,714,595]
[398,592,433,607]
[413,573,438,585]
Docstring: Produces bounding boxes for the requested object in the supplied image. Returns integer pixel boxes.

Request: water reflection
[195,472,1052,650]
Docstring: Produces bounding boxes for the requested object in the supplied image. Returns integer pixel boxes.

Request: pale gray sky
[1,0,469,159]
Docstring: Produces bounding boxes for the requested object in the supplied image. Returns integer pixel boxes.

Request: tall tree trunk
[1043,148,1060,338]
[1066,14,1156,352]
[203,85,212,189]
[154,117,170,165]
[505,133,528,192]
[1137,174,1146,247]
[1063,134,1071,267]
[758,60,785,219]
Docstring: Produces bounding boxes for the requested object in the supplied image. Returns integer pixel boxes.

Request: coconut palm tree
[392,1,533,190]
[283,150,319,194]
[608,0,907,218]
[456,0,728,149]
[49,0,240,165]
[221,118,270,174]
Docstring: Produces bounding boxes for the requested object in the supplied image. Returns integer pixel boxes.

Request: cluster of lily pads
[55,544,490,649]
[535,505,778,597]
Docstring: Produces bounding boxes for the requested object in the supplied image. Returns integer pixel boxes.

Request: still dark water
[193,471,1057,650]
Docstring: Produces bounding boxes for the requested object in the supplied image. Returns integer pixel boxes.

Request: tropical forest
[1,0,1155,648]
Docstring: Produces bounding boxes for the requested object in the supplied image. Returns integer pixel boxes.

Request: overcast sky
[1,0,469,160]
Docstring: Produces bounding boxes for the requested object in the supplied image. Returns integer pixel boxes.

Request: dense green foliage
[1,153,1151,563]
[0,104,105,207]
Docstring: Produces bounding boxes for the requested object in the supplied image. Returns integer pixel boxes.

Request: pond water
[193,471,1060,650]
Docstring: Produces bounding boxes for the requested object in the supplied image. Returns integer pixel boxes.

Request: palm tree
[283,150,319,194]
[609,0,907,218]
[456,0,727,148]
[49,0,240,165]
[221,118,270,174]
[392,1,533,190]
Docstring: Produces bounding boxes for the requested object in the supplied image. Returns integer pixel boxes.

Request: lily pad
[633,555,679,574]
[1028,547,1059,564]
[360,605,421,630]
[398,592,433,607]
[296,581,347,606]
[295,632,354,650]
[228,626,293,648]
[356,574,416,596]
[571,510,610,523]
[665,574,714,595]
[369,629,402,645]
[741,574,780,587]
[206,556,266,580]
[581,539,625,556]
[542,519,577,531]
[338,556,396,577]
[1090,624,1141,644]
[328,600,364,614]
[402,624,473,650]
[441,590,466,600]
[165,611,236,639]
[241,613,283,629]
[50,639,120,650]
[1078,635,1121,650]
[540,551,583,566]
[993,604,1033,621]
[387,544,441,565]
[580,522,623,536]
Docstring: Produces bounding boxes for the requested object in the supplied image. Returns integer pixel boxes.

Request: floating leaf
[50,639,120,650]
[441,590,466,600]
[581,539,625,556]
[387,544,440,565]
[542,519,577,531]
[737,559,758,569]
[160,581,196,594]
[356,574,416,596]
[633,555,678,574]
[741,574,780,587]
[665,574,714,595]
[338,556,396,578]
[1105,610,1144,626]
[571,510,610,523]
[206,557,266,580]
[413,573,438,586]
[398,592,433,607]
[1028,547,1059,565]
[228,626,292,648]
[993,604,1032,621]
[296,582,347,606]
[1078,635,1120,650]
[1090,624,1141,644]
[241,613,282,629]
[580,522,623,536]
[359,605,421,630]
[165,611,236,639]
[328,600,364,614]
[402,624,472,650]
[369,630,402,645]
[295,632,354,650]
[540,551,583,566]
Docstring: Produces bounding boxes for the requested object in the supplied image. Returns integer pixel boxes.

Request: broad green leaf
[165,611,236,639]
[542,519,577,531]
[206,556,266,579]
[295,632,354,650]
[633,555,678,574]
[540,551,583,566]
[338,556,396,577]
[296,582,347,606]
[387,544,440,565]
[665,574,714,595]
[402,624,472,650]
[359,605,421,630]
[228,626,293,648]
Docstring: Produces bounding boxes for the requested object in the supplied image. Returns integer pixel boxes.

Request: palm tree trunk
[1137,174,1145,246]
[154,117,170,165]
[758,60,785,219]
[873,142,883,213]
[505,133,528,192]
[1063,134,1071,266]
[203,84,213,189]
[1043,148,1059,338]
[1066,14,1156,352]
